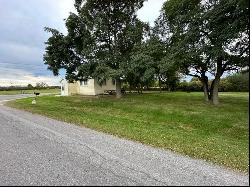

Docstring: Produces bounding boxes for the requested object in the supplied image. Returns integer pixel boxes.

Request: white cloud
[137,0,165,26]
[44,0,76,34]
[0,0,165,87]
[0,67,61,87]
[57,0,76,18]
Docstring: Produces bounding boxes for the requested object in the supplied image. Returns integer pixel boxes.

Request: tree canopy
[44,0,249,104]
[158,0,249,104]
[44,0,146,98]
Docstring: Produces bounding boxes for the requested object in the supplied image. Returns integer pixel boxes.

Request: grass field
[0,88,60,95]
[7,92,249,172]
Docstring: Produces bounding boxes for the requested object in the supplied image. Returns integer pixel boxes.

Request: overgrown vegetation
[7,92,249,172]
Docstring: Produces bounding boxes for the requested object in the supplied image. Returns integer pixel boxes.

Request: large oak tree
[158,0,249,104]
[44,0,146,98]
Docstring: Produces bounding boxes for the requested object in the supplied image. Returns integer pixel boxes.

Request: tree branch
[187,73,201,78]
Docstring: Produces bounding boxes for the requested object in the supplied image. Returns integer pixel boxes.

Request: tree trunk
[200,74,210,102]
[137,84,140,94]
[211,77,220,105]
[115,78,122,99]
[159,77,162,93]
[210,57,223,105]
[201,78,210,102]
[209,79,215,101]
[202,83,209,102]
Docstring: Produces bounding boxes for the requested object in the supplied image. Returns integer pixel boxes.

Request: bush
[176,72,249,92]
[219,72,249,92]
[177,80,203,92]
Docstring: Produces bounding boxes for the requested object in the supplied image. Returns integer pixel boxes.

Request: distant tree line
[0,82,60,91]
[177,71,249,92]
[122,70,249,93]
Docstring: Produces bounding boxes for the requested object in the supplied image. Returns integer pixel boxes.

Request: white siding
[94,79,116,95]
[78,79,96,95]
[68,82,78,95]
[61,80,69,96]
[61,78,117,96]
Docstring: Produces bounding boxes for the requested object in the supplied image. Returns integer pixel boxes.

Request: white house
[61,79,116,96]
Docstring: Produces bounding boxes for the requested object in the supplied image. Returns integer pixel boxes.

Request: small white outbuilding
[61,79,116,96]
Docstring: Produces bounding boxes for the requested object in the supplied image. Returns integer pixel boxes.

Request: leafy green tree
[159,0,249,104]
[27,84,33,89]
[127,34,180,92]
[36,82,48,89]
[159,56,180,91]
[220,71,249,91]
[44,0,146,98]
[145,36,171,91]
[126,43,155,92]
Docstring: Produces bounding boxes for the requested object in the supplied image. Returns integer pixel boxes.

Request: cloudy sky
[0,0,165,87]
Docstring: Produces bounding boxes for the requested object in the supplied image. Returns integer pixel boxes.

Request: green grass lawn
[7,92,249,172]
[0,88,60,95]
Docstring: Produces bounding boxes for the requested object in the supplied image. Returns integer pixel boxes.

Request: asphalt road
[0,94,34,103]
[0,95,249,186]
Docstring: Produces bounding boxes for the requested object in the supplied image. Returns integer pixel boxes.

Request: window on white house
[112,79,116,85]
[84,80,88,85]
[80,80,88,86]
